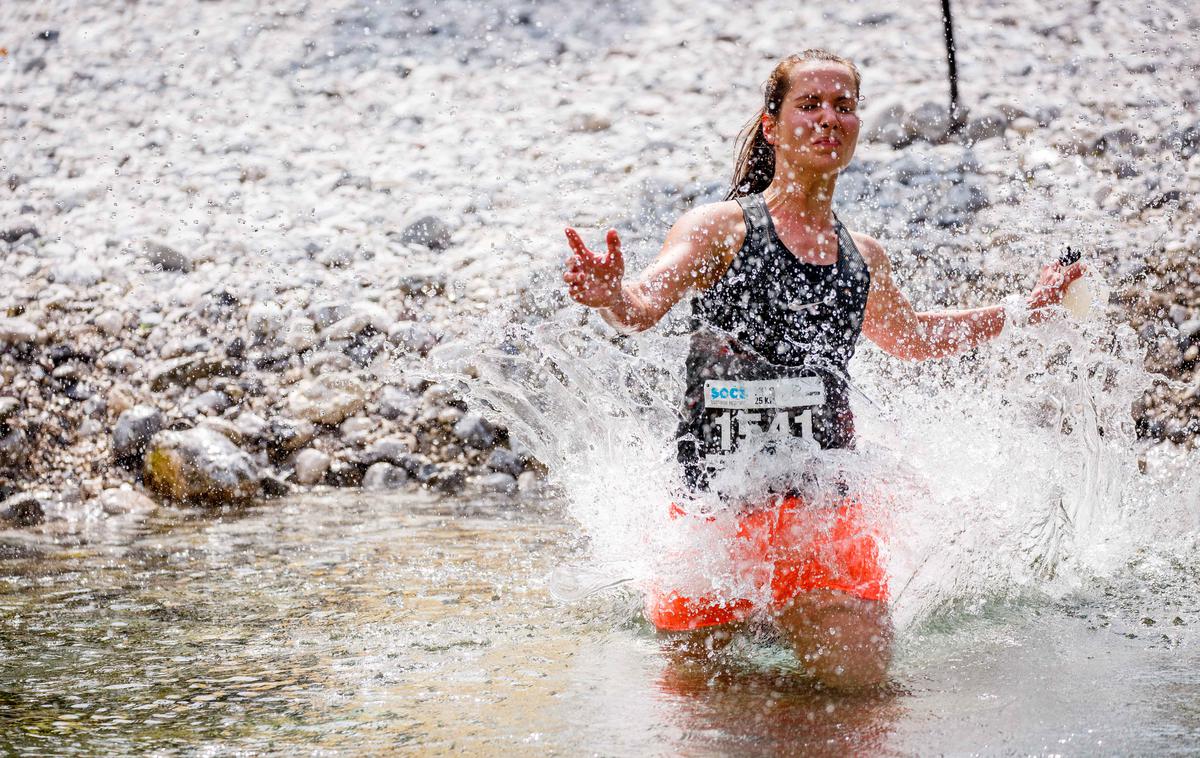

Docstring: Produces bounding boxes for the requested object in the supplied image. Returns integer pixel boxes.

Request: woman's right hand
[563,227,625,309]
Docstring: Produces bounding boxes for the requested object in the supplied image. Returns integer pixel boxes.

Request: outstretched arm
[856,234,1084,361]
[563,202,742,333]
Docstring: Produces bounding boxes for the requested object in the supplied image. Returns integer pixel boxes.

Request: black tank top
[676,193,871,490]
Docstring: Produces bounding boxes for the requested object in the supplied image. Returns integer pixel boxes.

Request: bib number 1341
[712,408,813,452]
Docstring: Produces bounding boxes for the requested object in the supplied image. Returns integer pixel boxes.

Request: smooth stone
[517,470,541,494]
[99,348,137,374]
[283,317,320,352]
[363,435,411,465]
[362,461,408,490]
[339,415,376,442]
[0,318,38,346]
[0,493,45,527]
[436,406,465,426]
[292,448,331,485]
[905,100,954,143]
[485,447,523,477]
[149,355,233,391]
[96,487,157,516]
[377,385,416,420]
[0,428,28,467]
[964,110,1008,142]
[0,397,18,423]
[198,417,243,444]
[477,472,517,495]
[181,390,232,417]
[113,405,164,468]
[94,310,125,336]
[143,240,193,273]
[400,216,452,250]
[863,96,910,146]
[266,417,317,453]
[1178,319,1200,344]
[426,463,467,494]
[1010,116,1039,137]
[566,111,613,133]
[307,301,349,329]
[387,320,439,355]
[288,372,368,425]
[259,471,291,498]
[453,413,496,449]
[143,427,260,504]
[246,301,285,342]
[233,412,269,440]
[0,225,38,243]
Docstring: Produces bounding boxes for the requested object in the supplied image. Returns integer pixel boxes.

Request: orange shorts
[644,496,888,632]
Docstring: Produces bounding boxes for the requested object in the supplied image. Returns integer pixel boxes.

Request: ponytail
[726,110,776,200]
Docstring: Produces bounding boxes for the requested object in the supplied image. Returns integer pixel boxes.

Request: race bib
[702,377,826,452]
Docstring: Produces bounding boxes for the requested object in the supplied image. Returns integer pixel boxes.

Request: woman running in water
[563,50,1082,690]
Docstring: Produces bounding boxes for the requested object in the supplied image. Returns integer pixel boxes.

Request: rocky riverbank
[1,0,1197,528]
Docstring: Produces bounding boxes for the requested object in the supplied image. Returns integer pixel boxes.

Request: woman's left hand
[1027,260,1085,318]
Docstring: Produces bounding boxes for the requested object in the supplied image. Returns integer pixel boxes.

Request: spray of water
[430,271,1198,634]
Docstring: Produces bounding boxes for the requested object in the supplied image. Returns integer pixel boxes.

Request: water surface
[2,492,1198,755]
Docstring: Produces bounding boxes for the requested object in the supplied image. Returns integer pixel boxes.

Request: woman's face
[763,62,861,176]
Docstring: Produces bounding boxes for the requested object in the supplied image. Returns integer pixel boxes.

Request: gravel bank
[0,0,1196,526]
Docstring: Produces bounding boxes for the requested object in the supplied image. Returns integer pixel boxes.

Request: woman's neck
[762,170,838,228]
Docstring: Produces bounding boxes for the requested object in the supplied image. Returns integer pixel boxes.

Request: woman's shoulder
[674,199,747,245]
[845,228,889,271]
[680,198,745,226]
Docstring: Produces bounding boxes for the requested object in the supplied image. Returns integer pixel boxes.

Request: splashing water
[431,284,1199,634]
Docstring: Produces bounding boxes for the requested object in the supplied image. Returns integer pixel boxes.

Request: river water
[3,488,1199,755]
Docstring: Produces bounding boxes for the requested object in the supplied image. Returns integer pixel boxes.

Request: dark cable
[941,0,964,133]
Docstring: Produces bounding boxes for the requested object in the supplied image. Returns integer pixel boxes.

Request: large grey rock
[400,216,452,250]
[1,493,45,527]
[0,397,18,423]
[863,96,911,147]
[0,428,28,468]
[143,240,193,273]
[143,427,260,504]
[377,385,416,420]
[246,301,285,343]
[905,100,954,144]
[287,372,368,425]
[182,390,233,417]
[96,487,158,516]
[149,355,233,391]
[266,417,317,455]
[1180,319,1200,345]
[283,317,320,352]
[363,462,408,490]
[363,435,411,465]
[0,225,38,244]
[485,447,523,477]
[94,310,125,337]
[292,448,331,485]
[453,413,496,449]
[387,320,439,355]
[99,348,137,374]
[113,405,164,468]
[964,109,1009,143]
[233,412,269,441]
